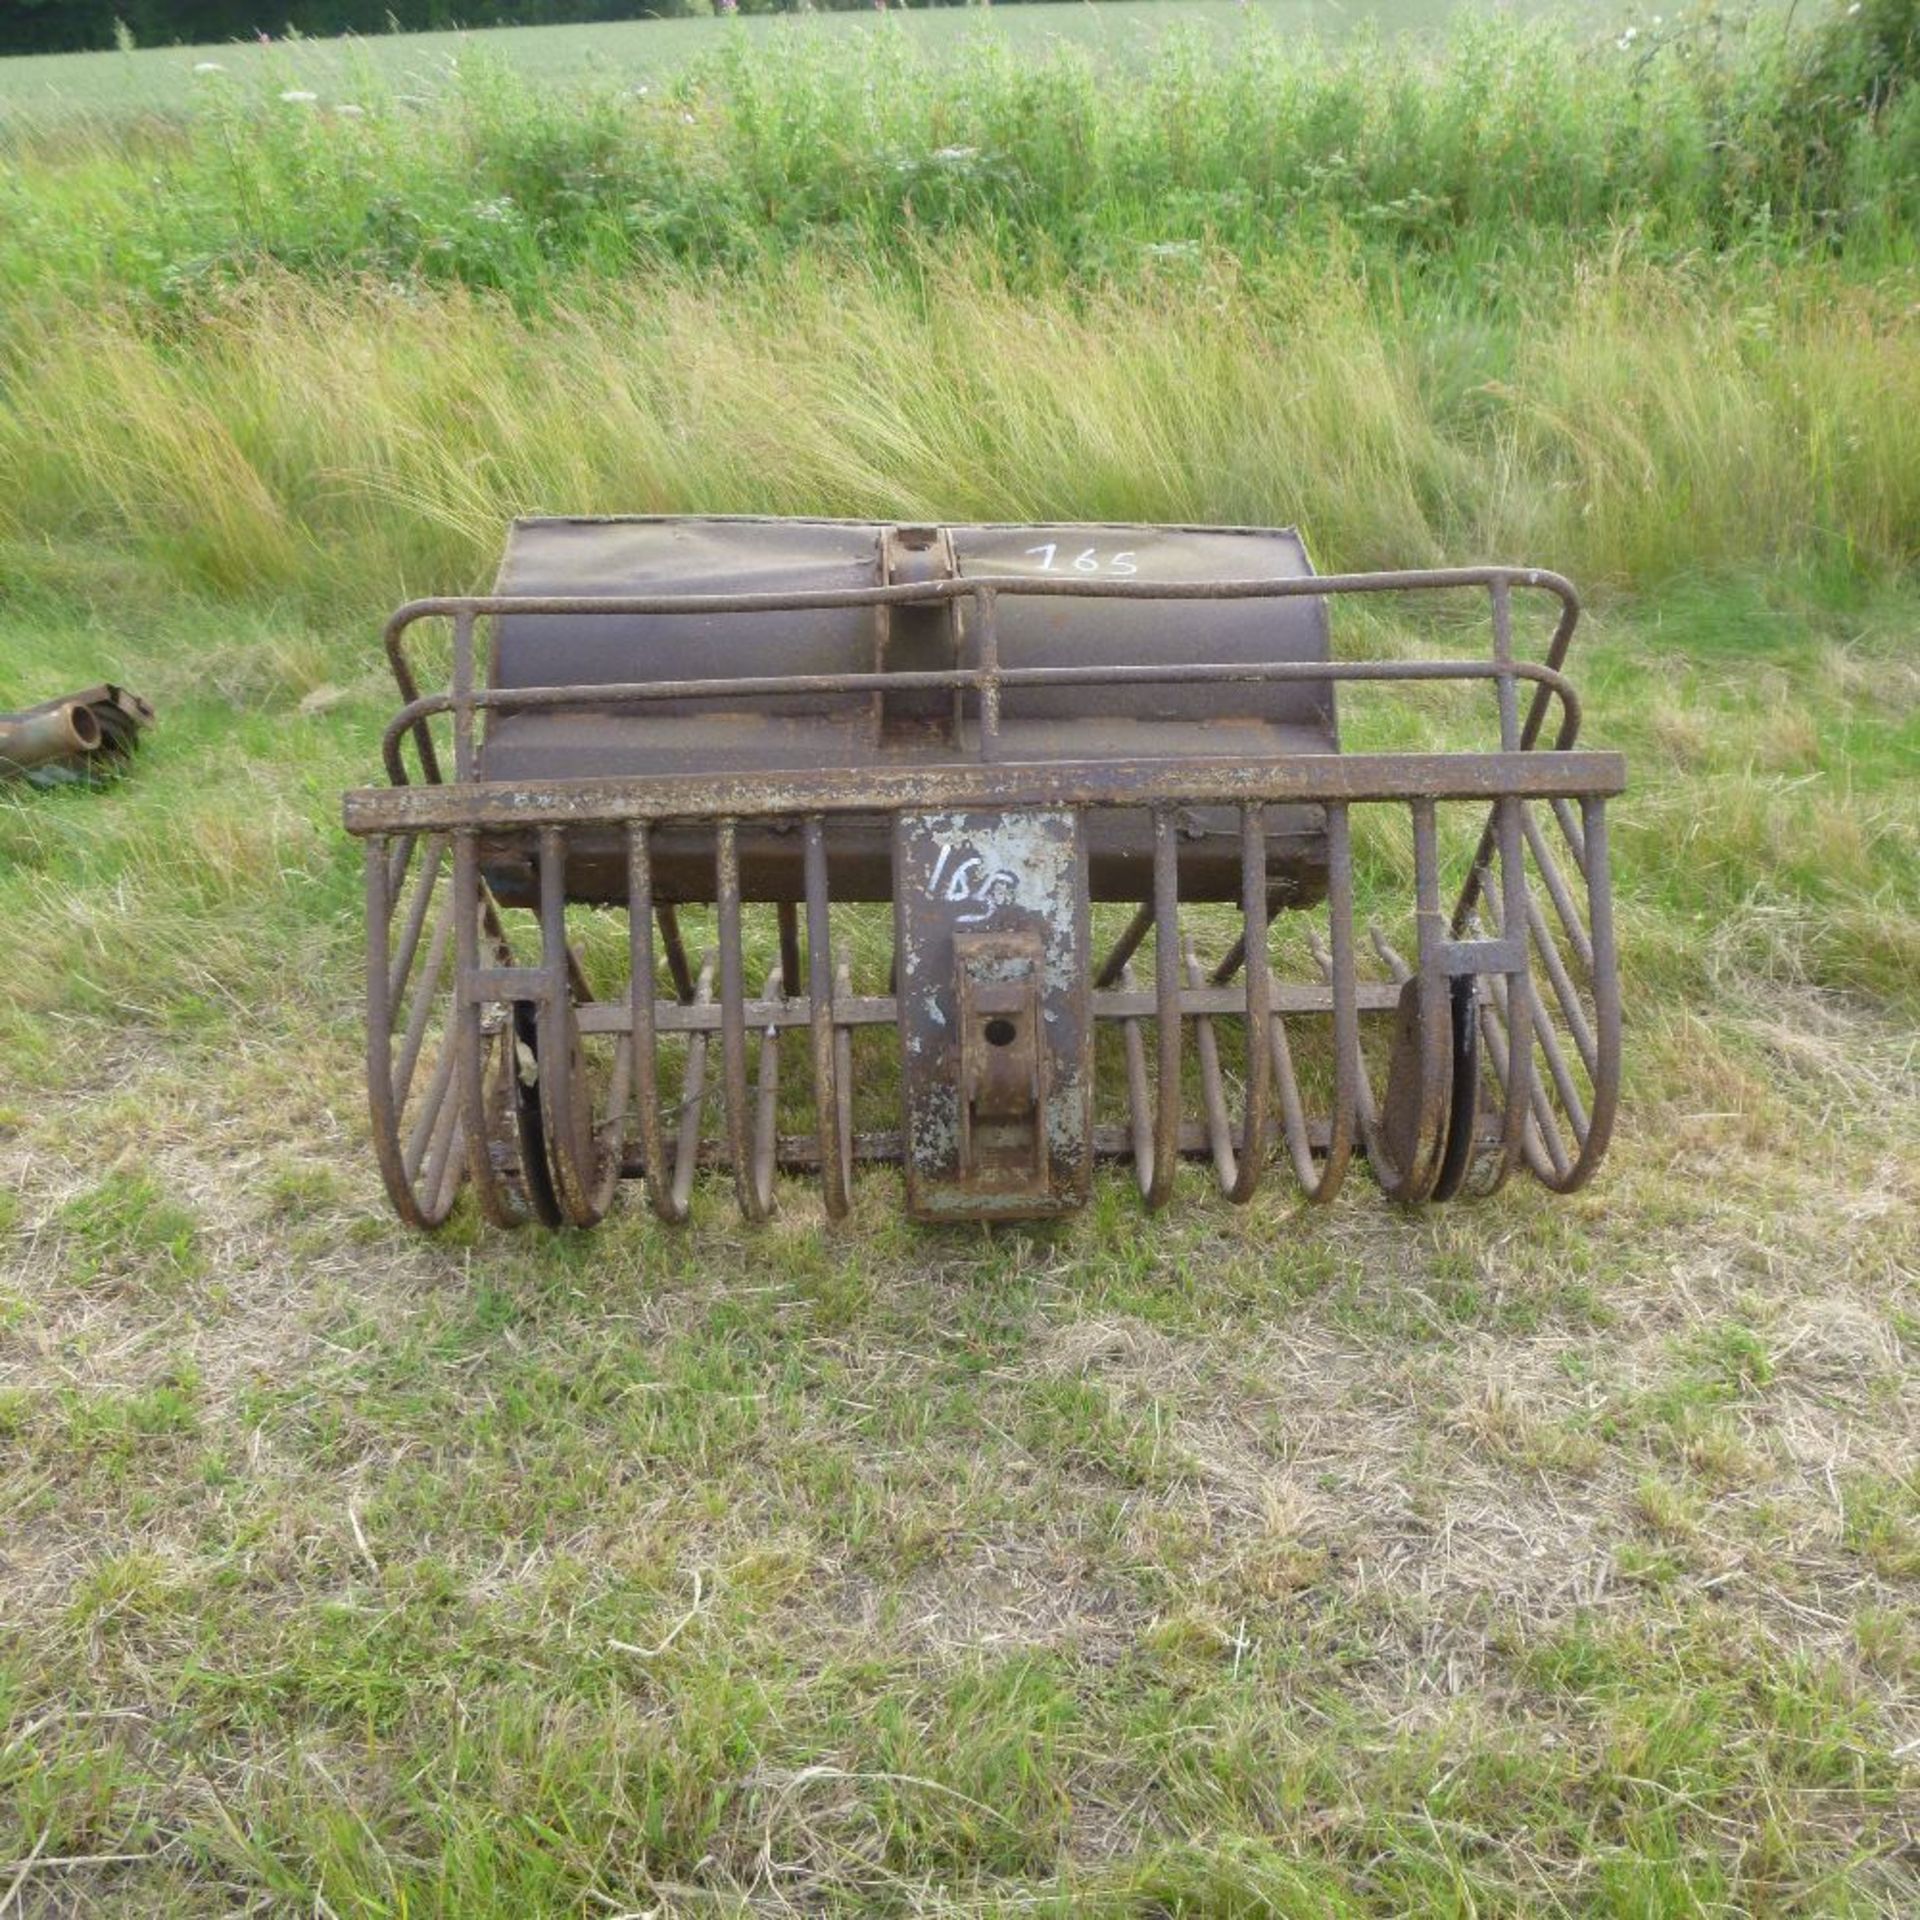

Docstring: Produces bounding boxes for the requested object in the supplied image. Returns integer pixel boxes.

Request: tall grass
[2,247,1915,611]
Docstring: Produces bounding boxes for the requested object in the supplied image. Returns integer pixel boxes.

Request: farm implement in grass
[343,517,1623,1230]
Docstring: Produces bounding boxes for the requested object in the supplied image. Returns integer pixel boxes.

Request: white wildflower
[280,89,318,104]
[932,145,979,165]
[192,60,224,74]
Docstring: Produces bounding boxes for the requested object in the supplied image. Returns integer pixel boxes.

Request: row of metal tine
[367,792,1615,1231]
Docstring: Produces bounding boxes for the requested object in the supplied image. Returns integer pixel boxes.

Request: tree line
[5,1,1030,58]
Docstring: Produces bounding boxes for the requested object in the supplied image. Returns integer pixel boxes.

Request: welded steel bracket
[893,810,1092,1220]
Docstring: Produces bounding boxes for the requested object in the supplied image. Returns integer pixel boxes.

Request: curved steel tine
[670,955,718,1219]
[1119,961,1155,1195]
[1471,874,1548,1196]
[1227,803,1271,1203]
[1368,925,1411,985]
[424,1107,468,1222]
[751,959,782,1220]
[715,822,772,1223]
[1186,941,1238,1193]
[369,834,463,1229]
[1490,796,1535,1193]
[1315,803,1360,1204]
[412,1049,465,1211]
[1550,795,1588,874]
[393,869,459,1109]
[401,1025,460,1188]
[386,831,448,1010]
[804,819,850,1221]
[833,953,856,1200]
[1566,799,1621,1185]
[536,823,613,1228]
[1310,916,1381,1146]
[1479,971,1569,1186]
[1521,805,1595,973]
[1266,1001,1320,1194]
[1096,900,1155,990]
[1524,886,1599,1075]
[1517,797,1619,1194]
[657,904,697,1004]
[630,821,688,1226]
[1144,809,1182,1210]
[453,829,526,1229]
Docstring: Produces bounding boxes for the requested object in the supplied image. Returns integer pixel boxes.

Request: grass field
[1,5,1917,1914]
[0,0,1607,127]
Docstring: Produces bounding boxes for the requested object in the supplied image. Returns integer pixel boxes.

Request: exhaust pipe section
[0,685,153,784]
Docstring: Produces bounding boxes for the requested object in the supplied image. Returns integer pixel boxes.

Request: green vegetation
[0,2,1562,125]
[1,4,1916,1913]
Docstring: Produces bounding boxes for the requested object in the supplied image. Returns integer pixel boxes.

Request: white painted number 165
[1024,544,1138,575]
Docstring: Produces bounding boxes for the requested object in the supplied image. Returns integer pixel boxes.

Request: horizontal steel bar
[382,657,1582,792]
[1435,937,1525,976]
[347,750,1625,836]
[381,654,1579,739]
[615,1117,1343,1179]
[385,565,1577,629]
[460,965,555,1002]
[564,979,1403,1035]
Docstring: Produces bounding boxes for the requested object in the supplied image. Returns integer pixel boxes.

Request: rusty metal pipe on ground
[1,685,154,783]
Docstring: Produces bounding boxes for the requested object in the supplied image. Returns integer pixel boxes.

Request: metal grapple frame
[343,517,1623,1230]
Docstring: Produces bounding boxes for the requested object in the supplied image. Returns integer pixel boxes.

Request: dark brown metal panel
[486,518,886,735]
[949,524,1332,738]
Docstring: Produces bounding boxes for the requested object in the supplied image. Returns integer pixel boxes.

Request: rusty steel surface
[347,517,1623,1228]
[0,684,152,784]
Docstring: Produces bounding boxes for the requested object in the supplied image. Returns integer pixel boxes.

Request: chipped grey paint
[894,810,1092,1220]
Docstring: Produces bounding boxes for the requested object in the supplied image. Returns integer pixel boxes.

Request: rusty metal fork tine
[452,828,520,1229]
[657,903,697,1005]
[393,863,459,1107]
[1186,941,1238,1193]
[1315,803,1359,1204]
[804,820,850,1221]
[671,956,717,1218]
[1480,974,1570,1185]
[1524,885,1599,1075]
[753,960,782,1219]
[1521,805,1596,974]
[1551,795,1589,873]
[1224,804,1271,1202]
[833,953,856,1197]
[1490,795,1536,1192]
[716,821,772,1223]
[630,822,689,1226]
[1569,799,1622,1186]
[386,831,447,1010]
[1144,809,1182,1210]
[1095,900,1154,990]
[369,835,462,1231]
[1511,797,1619,1194]
[1265,1001,1318,1193]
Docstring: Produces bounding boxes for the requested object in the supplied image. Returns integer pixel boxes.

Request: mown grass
[2,5,1917,1914]
[0,1,1540,127]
